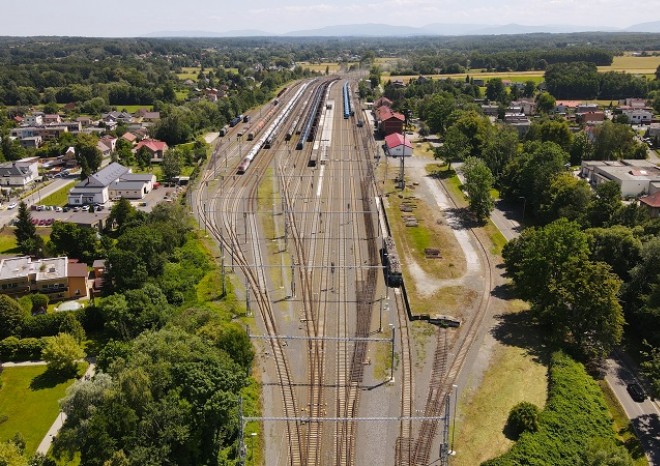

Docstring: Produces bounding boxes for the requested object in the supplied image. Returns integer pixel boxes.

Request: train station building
[384,132,413,157]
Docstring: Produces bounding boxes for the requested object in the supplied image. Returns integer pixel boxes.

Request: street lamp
[519,196,526,221]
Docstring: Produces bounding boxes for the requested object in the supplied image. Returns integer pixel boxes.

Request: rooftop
[0,257,67,282]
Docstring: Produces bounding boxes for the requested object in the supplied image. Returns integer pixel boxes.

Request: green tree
[538,172,591,225]
[42,333,85,375]
[570,131,593,166]
[59,313,86,344]
[482,125,519,180]
[592,121,643,161]
[29,294,49,314]
[506,402,540,439]
[106,197,137,233]
[0,293,28,339]
[526,118,573,151]
[136,146,151,170]
[114,138,134,165]
[75,133,103,179]
[523,80,536,98]
[640,344,660,399]
[0,440,27,466]
[486,78,507,103]
[535,92,556,114]
[49,221,98,263]
[14,201,43,256]
[586,226,642,280]
[587,181,622,228]
[435,126,470,169]
[161,148,182,182]
[583,438,634,466]
[463,156,495,222]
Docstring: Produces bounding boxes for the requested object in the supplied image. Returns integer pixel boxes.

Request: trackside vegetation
[483,352,633,466]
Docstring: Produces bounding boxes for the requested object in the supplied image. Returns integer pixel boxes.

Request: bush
[0,337,46,361]
[21,313,71,338]
[506,401,540,439]
[482,352,625,466]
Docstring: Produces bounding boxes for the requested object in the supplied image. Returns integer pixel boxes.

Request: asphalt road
[0,176,75,229]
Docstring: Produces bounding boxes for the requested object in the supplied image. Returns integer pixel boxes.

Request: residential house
[67,162,155,205]
[373,96,393,109]
[96,136,117,158]
[0,161,38,189]
[134,139,168,163]
[576,112,606,124]
[503,113,531,136]
[24,113,44,126]
[43,114,62,125]
[75,116,93,127]
[0,256,90,301]
[121,132,138,145]
[621,108,653,125]
[374,106,405,136]
[101,111,133,124]
[134,108,161,122]
[580,159,660,197]
[481,104,499,117]
[18,136,42,149]
[384,132,413,157]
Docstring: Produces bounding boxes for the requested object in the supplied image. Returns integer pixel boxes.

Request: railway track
[409,169,496,466]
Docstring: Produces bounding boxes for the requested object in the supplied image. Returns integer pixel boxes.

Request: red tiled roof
[122,132,137,142]
[68,263,89,278]
[135,139,168,153]
[640,192,660,208]
[376,106,405,122]
[384,132,413,149]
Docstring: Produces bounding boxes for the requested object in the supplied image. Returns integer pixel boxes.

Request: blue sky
[1,0,658,36]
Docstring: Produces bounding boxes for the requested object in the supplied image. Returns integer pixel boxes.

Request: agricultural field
[385,53,660,84]
[296,62,358,74]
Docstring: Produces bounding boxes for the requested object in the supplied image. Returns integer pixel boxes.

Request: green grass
[0,364,88,455]
[0,233,49,255]
[598,381,650,466]
[455,309,547,466]
[176,67,201,81]
[112,105,152,113]
[39,182,75,207]
[0,233,20,255]
[175,90,189,102]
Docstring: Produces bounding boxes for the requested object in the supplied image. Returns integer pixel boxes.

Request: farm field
[296,62,358,73]
[176,67,201,80]
[385,53,660,84]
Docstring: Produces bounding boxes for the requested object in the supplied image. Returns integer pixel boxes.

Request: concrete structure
[503,113,531,136]
[580,160,660,198]
[0,256,90,301]
[384,132,413,157]
[648,123,660,139]
[67,162,155,205]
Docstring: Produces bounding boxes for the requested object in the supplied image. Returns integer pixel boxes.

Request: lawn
[176,67,201,81]
[0,364,88,455]
[112,104,152,113]
[454,307,548,466]
[39,182,75,207]
[599,55,660,74]
[0,232,49,255]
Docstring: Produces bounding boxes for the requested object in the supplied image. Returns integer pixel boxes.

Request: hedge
[482,352,617,466]
[0,336,46,361]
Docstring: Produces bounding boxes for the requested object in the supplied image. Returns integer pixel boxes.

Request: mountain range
[145,21,660,38]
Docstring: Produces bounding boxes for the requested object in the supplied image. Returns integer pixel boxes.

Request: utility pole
[390,324,396,380]
[221,255,226,296]
[291,262,296,298]
[244,212,248,243]
[246,279,251,316]
[239,396,246,465]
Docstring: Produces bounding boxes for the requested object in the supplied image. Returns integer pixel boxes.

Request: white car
[7,202,17,209]
[81,205,90,211]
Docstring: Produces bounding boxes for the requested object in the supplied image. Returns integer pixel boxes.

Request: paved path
[1,360,47,367]
[35,362,96,456]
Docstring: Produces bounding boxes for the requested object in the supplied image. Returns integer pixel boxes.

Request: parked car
[38,219,46,226]
[81,205,90,211]
[73,206,81,212]
[95,205,103,211]
[45,218,54,226]
[55,206,63,212]
[31,218,38,225]
[63,206,70,212]
[36,205,44,211]
[7,202,17,209]
[627,383,646,402]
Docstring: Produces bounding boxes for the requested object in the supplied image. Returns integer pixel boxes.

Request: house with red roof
[384,132,413,157]
[375,106,405,136]
[134,139,169,162]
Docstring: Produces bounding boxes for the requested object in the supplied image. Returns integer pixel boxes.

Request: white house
[384,133,413,158]
[580,160,660,198]
[67,162,155,205]
[0,161,38,189]
[621,109,653,125]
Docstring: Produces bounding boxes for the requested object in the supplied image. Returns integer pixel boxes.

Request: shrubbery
[0,336,46,361]
[482,352,629,466]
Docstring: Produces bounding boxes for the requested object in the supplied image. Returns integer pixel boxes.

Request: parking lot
[17,183,180,228]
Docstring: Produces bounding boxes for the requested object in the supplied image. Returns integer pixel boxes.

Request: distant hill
[625,21,660,33]
[283,23,426,37]
[143,21,660,38]
[143,29,271,38]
